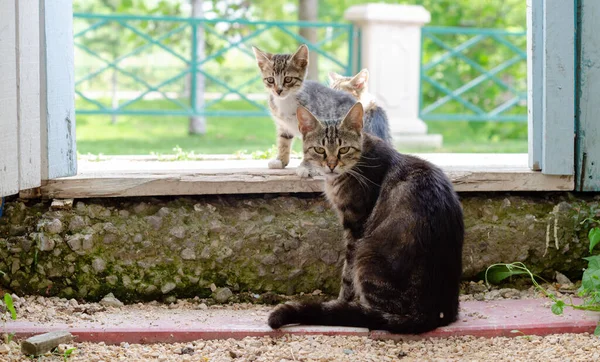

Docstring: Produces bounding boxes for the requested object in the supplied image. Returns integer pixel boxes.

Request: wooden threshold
[40,154,574,199]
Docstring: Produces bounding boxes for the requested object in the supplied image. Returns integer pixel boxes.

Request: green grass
[75,99,527,156]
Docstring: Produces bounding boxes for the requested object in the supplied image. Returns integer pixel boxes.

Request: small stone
[261,255,277,266]
[81,235,94,250]
[343,349,354,355]
[57,344,73,353]
[181,248,196,260]
[500,288,521,299]
[319,250,339,265]
[146,216,163,230]
[38,234,56,251]
[50,199,73,210]
[229,350,238,358]
[209,283,217,292]
[45,219,64,234]
[555,271,573,286]
[168,226,186,239]
[157,207,171,217]
[21,331,73,356]
[99,293,124,308]
[106,275,118,285]
[118,210,130,218]
[103,234,117,244]
[92,257,106,273]
[68,216,86,232]
[161,282,177,294]
[120,342,129,349]
[165,296,177,304]
[466,281,488,294]
[197,303,208,310]
[20,238,33,252]
[133,203,148,214]
[180,346,194,355]
[11,259,20,274]
[0,344,10,354]
[66,235,82,251]
[212,287,233,303]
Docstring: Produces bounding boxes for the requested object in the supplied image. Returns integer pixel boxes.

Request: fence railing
[74,13,527,123]
[419,26,527,122]
[73,13,356,117]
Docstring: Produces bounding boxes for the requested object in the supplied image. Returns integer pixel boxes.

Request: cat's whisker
[345,169,368,192]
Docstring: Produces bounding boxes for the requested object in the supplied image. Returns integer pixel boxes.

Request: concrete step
[2,299,598,344]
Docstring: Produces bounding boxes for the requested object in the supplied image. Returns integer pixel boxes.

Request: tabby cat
[252,44,391,177]
[268,102,464,334]
[328,69,391,144]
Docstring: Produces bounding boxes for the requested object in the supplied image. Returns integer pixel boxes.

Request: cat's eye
[338,147,350,154]
[313,147,326,154]
[266,77,275,84]
[284,76,292,83]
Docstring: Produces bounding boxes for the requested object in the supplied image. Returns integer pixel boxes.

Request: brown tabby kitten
[268,103,464,334]
[328,69,392,144]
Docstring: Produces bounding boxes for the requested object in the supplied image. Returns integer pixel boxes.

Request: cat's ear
[291,44,309,68]
[341,102,364,134]
[349,69,369,90]
[252,46,273,70]
[328,71,342,83]
[297,106,321,135]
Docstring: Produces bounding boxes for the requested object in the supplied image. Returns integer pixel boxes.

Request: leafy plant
[63,347,77,361]
[3,293,16,321]
[485,217,600,335]
[2,293,17,345]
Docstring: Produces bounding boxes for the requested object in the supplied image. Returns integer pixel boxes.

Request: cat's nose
[327,161,337,171]
[276,89,283,95]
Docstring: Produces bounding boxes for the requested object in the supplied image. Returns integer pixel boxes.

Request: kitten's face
[328,69,369,100]
[252,45,308,99]
[297,103,364,177]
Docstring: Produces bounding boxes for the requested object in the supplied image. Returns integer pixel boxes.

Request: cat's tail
[268,301,443,334]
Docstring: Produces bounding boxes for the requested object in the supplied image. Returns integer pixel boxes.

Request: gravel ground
[1,280,590,361]
[1,333,599,361]
[2,281,577,325]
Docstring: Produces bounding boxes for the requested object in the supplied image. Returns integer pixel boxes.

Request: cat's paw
[268,159,287,169]
[295,164,317,178]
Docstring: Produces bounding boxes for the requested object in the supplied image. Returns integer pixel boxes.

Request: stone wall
[0,193,598,302]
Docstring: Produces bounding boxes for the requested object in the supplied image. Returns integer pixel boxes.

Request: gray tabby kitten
[268,103,464,334]
[328,69,392,144]
[251,44,390,177]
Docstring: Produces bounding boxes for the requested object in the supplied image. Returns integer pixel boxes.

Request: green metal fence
[419,27,527,122]
[73,13,356,117]
[74,13,527,122]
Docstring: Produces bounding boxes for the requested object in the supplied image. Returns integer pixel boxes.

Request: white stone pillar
[345,4,443,148]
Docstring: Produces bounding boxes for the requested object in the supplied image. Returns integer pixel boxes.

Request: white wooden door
[527,0,576,176]
[0,0,76,198]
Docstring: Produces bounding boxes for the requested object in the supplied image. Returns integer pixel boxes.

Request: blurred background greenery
[73,0,527,156]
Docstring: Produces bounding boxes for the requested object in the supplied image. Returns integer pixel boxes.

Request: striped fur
[251,45,391,177]
[329,69,392,144]
[268,103,464,334]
